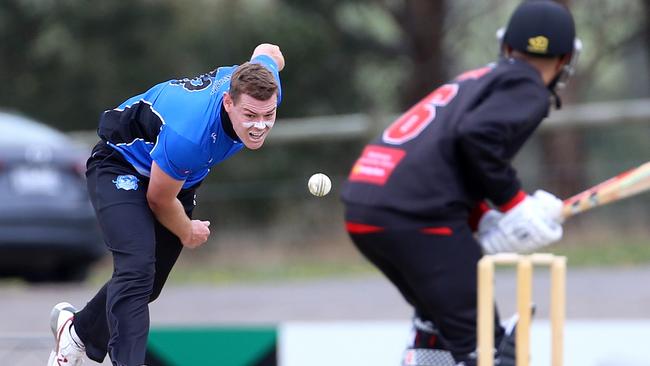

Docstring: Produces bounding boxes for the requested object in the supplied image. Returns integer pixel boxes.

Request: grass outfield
[547,237,650,266]
[88,232,650,286]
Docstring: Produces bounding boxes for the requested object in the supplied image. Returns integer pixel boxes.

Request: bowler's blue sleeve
[151,125,205,181]
[251,55,283,105]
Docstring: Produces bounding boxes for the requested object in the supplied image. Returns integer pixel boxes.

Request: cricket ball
[308,173,332,197]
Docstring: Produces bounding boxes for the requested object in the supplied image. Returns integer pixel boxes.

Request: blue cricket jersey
[97,55,282,189]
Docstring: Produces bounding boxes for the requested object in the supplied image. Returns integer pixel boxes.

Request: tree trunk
[539,128,586,197]
[643,0,650,87]
[539,0,585,198]
[396,0,447,108]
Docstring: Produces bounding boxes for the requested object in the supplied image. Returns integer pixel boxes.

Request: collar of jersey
[219,103,240,143]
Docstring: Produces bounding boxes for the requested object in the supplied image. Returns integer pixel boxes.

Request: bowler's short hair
[229,62,278,103]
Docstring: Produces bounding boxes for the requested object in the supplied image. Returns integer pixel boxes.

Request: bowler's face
[224,93,277,150]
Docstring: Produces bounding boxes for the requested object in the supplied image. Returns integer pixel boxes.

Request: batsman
[341,1,580,365]
[46,43,284,366]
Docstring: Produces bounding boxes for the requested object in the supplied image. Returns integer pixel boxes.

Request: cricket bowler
[47,43,284,366]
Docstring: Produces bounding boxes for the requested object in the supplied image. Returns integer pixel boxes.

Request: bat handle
[561,201,576,220]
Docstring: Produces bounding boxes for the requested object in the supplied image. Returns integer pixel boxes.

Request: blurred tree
[0,0,179,130]
[379,0,447,107]
[1,0,647,239]
[537,0,585,198]
[278,0,447,110]
[642,0,650,89]
[0,0,408,125]
[1,0,648,130]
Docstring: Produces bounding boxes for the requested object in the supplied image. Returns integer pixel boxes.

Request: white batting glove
[479,193,563,254]
[532,189,564,223]
[477,209,503,237]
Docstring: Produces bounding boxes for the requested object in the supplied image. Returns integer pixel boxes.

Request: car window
[0,112,68,145]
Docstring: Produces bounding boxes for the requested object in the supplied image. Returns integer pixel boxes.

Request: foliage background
[1,0,649,279]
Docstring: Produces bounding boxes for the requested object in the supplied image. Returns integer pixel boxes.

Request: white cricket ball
[308,173,332,197]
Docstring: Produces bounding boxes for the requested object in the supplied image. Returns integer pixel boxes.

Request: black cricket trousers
[73,142,196,365]
[346,219,504,361]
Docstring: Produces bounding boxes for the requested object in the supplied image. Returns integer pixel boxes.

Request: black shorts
[345,207,504,357]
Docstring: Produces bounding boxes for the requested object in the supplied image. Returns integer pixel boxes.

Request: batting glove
[479,193,563,254]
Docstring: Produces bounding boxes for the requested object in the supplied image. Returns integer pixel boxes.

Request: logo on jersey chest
[170,69,218,92]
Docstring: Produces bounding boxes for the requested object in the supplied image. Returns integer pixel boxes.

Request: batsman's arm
[456,77,549,206]
[561,161,650,219]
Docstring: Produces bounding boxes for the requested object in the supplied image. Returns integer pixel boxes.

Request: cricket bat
[561,161,650,219]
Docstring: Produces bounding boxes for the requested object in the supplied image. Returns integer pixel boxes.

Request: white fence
[69,98,650,145]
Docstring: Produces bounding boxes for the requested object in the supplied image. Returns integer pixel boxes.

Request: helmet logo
[527,36,549,54]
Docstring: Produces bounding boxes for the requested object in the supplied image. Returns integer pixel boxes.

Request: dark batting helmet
[503,0,576,58]
[498,0,582,103]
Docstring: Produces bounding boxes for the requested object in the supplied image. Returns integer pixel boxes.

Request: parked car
[0,110,105,282]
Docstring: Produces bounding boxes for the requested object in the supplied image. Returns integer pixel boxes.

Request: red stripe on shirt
[345,222,385,234]
[420,227,453,236]
[499,190,527,212]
